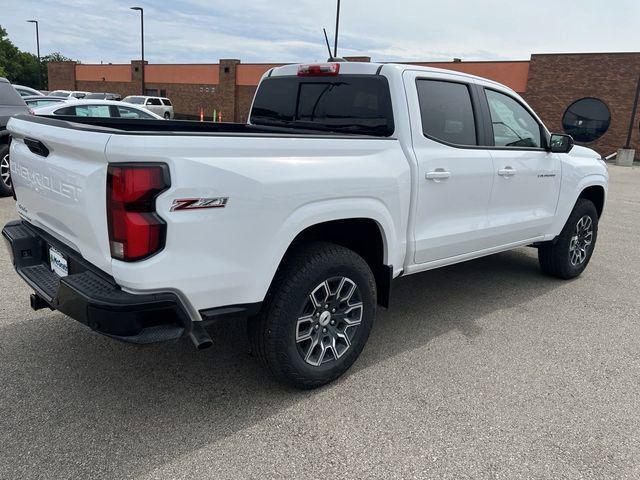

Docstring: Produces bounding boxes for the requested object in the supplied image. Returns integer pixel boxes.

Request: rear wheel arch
[272,218,393,308]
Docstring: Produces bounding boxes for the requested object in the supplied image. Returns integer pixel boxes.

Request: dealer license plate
[49,246,68,277]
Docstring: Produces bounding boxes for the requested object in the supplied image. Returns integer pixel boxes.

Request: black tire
[248,241,376,389]
[0,144,12,197]
[538,198,599,279]
[164,112,171,119]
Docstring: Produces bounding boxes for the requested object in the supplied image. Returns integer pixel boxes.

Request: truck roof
[268,61,513,94]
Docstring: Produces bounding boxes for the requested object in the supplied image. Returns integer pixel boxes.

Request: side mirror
[549,133,574,153]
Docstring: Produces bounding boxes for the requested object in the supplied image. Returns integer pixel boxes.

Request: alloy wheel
[1,153,11,189]
[569,214,593,266]
[296,276,363,366]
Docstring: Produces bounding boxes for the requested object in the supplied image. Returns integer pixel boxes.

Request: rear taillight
[297,63,340,76]
[107,164,170,262]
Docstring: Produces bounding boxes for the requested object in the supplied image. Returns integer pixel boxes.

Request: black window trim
[479,86,550,152]
[414,77,488,150]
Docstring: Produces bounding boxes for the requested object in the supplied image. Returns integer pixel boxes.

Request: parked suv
[122,95,174,119]
[0,78,30,196]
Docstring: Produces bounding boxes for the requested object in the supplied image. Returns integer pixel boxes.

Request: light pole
[130,7,145,95]
[26,20,41,89]
[333,0,341,58]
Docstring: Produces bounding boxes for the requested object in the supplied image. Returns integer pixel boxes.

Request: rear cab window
[250,75,394,136]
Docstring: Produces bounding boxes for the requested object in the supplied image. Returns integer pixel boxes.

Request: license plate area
[48,246,69,277]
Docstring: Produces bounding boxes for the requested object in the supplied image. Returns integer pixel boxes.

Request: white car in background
[48,90,91,100]
[32,99,163,119]
[123,95,174,119]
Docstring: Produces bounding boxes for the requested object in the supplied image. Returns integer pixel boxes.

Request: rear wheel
[248,242,376,389]
[0,144,12,197]
[538,198,598,279]
[163,112,171,119]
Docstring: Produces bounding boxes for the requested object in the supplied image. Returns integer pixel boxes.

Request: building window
[562,98,611,143]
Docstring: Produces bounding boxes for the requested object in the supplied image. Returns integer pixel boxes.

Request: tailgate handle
[24,138,50,157]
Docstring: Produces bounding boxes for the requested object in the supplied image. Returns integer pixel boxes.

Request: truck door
[478,87,562,245]
[403,71,494,264]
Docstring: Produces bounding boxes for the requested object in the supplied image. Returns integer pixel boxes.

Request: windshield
[50,90,70,97]
[84,93,106,99]
[123,96,145,104]
[250,75,394,136]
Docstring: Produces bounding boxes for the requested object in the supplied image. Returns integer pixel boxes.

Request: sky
[3,0,640,65]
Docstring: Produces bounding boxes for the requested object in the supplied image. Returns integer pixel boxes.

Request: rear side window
[416,79,477,146]
[250,75,394,136]
[161,98,172,106]
[146,98,162,106]
[55,105,112,117]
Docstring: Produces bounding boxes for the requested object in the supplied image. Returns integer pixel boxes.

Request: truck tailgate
[8,116,113,274]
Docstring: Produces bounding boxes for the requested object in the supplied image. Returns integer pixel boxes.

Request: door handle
[425,169,451,181]
[498,166,517,177]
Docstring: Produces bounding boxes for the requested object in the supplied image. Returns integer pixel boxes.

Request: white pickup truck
[4,62,608,388]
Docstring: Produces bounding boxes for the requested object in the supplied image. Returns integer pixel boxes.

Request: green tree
[0,25,75,89]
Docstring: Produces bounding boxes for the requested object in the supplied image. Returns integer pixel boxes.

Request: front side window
[416,79,477,146]
[116,106,154,119]
[562,98,610,143]
[485,89,541,148]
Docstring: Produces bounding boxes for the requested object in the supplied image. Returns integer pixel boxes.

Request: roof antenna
[333,0,341,58]
[323,0,345,62]
[323,28,333,60]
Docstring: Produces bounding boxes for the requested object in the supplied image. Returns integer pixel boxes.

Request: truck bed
[17,114,380,138]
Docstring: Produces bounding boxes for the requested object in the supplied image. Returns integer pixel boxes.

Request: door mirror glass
[549,133,574,153]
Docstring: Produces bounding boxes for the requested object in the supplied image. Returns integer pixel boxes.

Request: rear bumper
[2,220,192,344]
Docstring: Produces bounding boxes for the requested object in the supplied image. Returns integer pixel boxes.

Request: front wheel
[538,198,599,279]
[0,144,13,197]
[248,242,376,389]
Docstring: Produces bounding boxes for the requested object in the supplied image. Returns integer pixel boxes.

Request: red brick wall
[524,53,640,156]
[236,85,257,123]
[47,61,77,90]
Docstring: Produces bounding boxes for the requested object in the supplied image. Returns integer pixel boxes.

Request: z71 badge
[170,197,228,211]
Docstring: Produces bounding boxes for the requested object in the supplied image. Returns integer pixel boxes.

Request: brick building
[48,52,640,156]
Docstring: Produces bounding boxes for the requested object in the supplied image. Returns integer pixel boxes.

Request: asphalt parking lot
[1,165,639,479]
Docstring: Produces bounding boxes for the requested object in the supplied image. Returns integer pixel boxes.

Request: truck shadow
[0,248,562,479]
